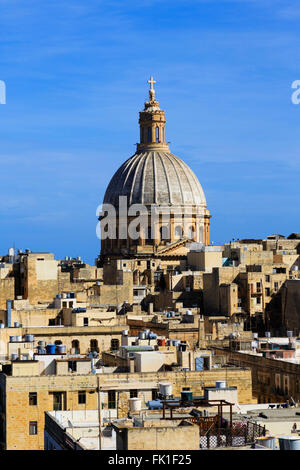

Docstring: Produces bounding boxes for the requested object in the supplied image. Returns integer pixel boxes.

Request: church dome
[103,150,207,207]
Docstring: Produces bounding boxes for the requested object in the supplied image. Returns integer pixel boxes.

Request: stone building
[0,360,254,450]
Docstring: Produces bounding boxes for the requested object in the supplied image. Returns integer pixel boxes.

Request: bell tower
[137,76,169,152]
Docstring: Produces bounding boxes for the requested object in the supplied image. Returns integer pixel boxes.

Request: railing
[190,418,265,449]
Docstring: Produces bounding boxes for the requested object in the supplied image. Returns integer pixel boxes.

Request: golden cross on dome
[148,76,156,91]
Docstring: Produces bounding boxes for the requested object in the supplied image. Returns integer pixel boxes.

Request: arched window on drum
[188,226,194,240]
[160,225,170,242]
[175,225,183,239]
[199,226,204,243]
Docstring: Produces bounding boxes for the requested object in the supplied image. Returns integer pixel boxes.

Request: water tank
[56,345,66,354]
[138,332,146,340]
[256,437,276,449]
[25,334,34,342]
[129,398,142,412]
[159,382,172,396]
[265,332,271,338]
[148,332,157,340]
[146,400,163,410]
[122,330,129,336]
[287,331,293,338]
[253,333,258,339]
[216,381,226,389]
[37,346,46,355]
[46,344,56,354]
[14,322,20,328]
[278,436,300,450]
[185,310,192,315]
[144,329,150,337]
[15,335,22,342]
[9,336,15,342]
[0,323,4,329]
[11,353,18,361]
[181,390,193,401]
[38,340,46,347]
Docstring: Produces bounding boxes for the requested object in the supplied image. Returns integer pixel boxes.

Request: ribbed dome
[103,150,207,207]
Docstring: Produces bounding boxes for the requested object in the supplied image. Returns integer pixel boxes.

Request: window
[155,126,159,142]
[69,361,77,372]
[188,226,194,240]
[72,339,80,354]
[274,282,279,291]
[29,421,38,435]
[147,127,151,143]
[130,389,138,398]
[265,288,270,296]
[265,275,270,282]
[78,391,86,405]
[160,225,170,241]
[175,226,182,239]
[256,282,261,292]
[83,317,89,327]
[90,339,99,353]
[257,296,261,304]
[111,339,119,351]
[108,391,116,409]
[29,392,37,406]
[51,392,66,411]
[152,389,158,400]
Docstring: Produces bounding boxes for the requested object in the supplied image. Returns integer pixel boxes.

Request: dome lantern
[137,76,169,152]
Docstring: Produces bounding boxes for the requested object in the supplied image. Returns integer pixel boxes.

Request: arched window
[160,225,170,241]
[141,127,145,143]
[155,126,159,142]
[90,339,99,353]
[111,339,120,351]
[199,226,204,243]
[175,225,183,239]
[71,340,80,354]
[188,226,194,240]
[147,127,151,143]
[54,340,62,345]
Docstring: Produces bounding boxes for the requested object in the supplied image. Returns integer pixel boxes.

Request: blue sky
[1,0,300,264]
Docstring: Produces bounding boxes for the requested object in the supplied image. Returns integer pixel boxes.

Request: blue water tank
[146,400,163,410]
[46,344,56,354]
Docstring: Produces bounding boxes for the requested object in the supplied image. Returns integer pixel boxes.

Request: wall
[120,422,199,450]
